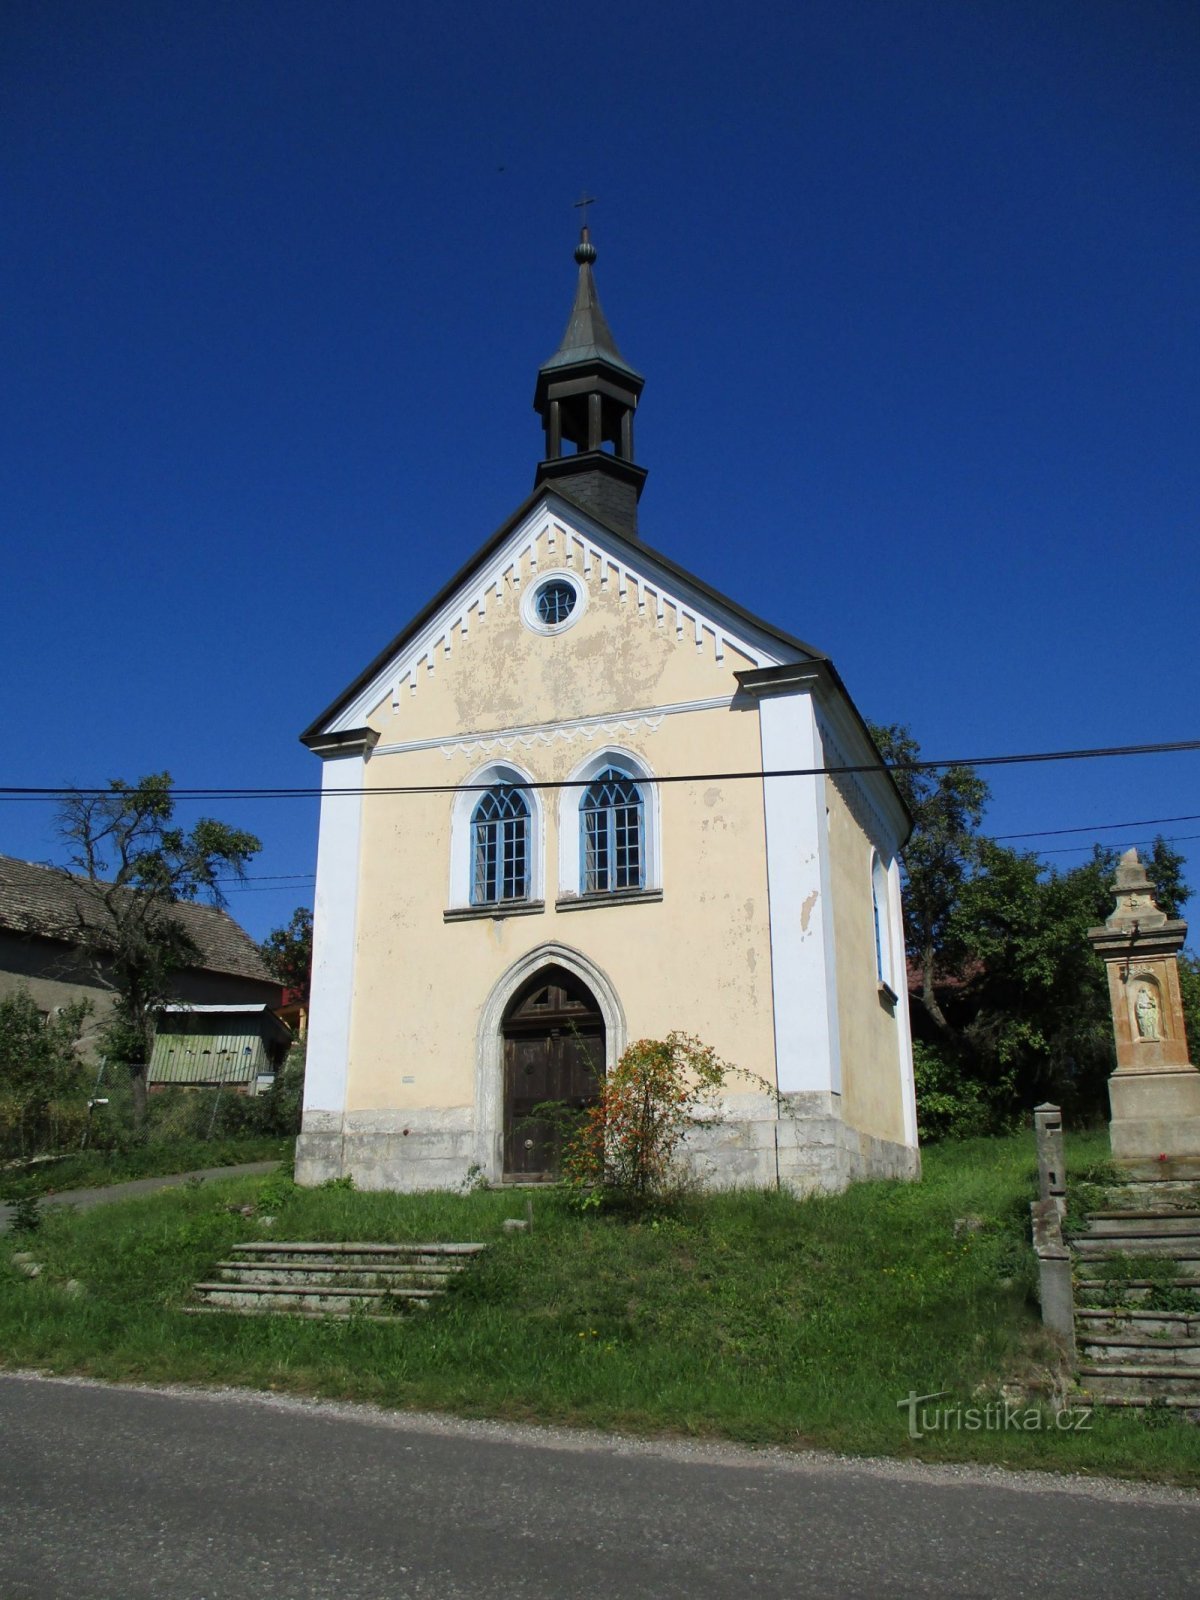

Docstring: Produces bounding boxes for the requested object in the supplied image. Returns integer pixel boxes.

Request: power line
[994,813,1200,842]
[2,737,1198,802]
[1039,832,1200,858]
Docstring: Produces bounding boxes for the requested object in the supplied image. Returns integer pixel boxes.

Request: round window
[534,579,576,627]
[520,568,587,635]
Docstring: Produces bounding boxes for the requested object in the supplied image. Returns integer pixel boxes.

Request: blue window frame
[471,786,530,904]
[580,767,644,893]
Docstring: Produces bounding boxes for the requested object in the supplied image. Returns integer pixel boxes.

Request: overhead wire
[1,736,1198,802]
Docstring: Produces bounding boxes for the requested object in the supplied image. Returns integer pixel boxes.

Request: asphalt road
[0,1162,280,1232]
[2,1375,1198,1599]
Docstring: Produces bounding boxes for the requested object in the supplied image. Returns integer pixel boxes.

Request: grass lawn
[0,1137,293,1199]
[2,1128,1196,1484]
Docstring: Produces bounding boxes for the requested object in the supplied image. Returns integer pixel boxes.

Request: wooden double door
[502,965,604,1180]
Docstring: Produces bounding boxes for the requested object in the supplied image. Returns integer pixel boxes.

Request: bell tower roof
[533,225,647,539]
[538,229,644,383]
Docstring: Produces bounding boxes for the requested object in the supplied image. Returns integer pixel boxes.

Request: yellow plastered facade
[298,507,918,1191]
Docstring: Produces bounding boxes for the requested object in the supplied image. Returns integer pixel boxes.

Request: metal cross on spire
[573,192,597,229]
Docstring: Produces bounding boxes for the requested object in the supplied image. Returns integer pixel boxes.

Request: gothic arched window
[472,785,530,905]
[871,850,893,988]
[580,766,644,893]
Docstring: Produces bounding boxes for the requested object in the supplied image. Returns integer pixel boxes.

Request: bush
[912,1040,997,1142]
[561,1032,736,1211]
[0,989,90,1158]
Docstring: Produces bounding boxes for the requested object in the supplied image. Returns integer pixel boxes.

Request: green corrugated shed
[149,1005,292,1093]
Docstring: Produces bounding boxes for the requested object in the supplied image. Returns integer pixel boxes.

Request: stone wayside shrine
[1088,848,1200,1174]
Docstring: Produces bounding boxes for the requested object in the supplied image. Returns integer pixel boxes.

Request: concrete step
[1071,1236,1200,1260]
[1097,1181,1200,1212]
[1077,1365,1200,1403]
[230,1240,486,1261]
[1077,1308,1200,1338]
[1078,1337,1200,1370]
[1083,1214,1200,1238]
[181,1305,402,1324]
[1075,1281,1200,1305]
[193,1282,442,1314]
[214,1261,462,1288]
[190,1239,486,1320]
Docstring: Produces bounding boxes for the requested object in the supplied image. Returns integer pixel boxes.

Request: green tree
[1180,955,1200,1063]
[869,722,988,1036]
[0,988,90,1157]
[260,906,313,1000]
[871,721,1193,1128]
[54,773,261,1130]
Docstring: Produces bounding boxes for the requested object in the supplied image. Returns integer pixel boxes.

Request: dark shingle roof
[0,855,273,983]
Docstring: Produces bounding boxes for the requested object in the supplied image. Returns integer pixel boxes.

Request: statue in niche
[1135,984,1161,1041]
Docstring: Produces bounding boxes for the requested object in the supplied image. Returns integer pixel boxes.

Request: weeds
[1,1127,1195,1485]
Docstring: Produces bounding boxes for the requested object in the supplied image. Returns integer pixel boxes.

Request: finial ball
[574,234,597,265]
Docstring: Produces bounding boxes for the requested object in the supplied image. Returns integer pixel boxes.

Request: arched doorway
[501,964,604,1180]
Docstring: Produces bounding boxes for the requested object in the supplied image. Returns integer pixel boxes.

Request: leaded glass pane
[535,580,576,626]
[471,786,530,904]
[580,767,644,893]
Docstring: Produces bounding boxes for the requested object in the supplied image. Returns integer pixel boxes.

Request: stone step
[1077,1308,1200,1337]
[214,1261,463,1288]
[1078,1337,1200,1369]
[189,1239,486,1320]
[1083,1214,1200,1237]
[1097,1180,1200,1210]
[1071,1236,1200,1260]
[1087,1394,1200,1412]
[193,1282,443,1314]
[1075,1281,1200,1305]
[227,1242,484,1270]
[1077,1365,1200,1403]
[182,1305,401,1324]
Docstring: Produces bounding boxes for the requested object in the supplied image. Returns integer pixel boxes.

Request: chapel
[295,229,919,1193]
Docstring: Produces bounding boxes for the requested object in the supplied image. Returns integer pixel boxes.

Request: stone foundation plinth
[1108,1068,1200,1173]
[295,1094,920,1196]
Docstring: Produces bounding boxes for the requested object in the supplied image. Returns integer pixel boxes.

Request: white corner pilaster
[302,729,378,1118]
[888,855,919,1147]
[756,686,841,1096]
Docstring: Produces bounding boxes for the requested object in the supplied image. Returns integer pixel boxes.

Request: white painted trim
[758,692,841,1096]
[474,942,627,1180]
[447,759,543,909]
[323,493,789,733]
[813,696,907,857]
[888,854,919,1148]
[557,745,661,898]
[302,751,366,1121]
[160,1003,276,1014]
[372,695,732,759]
[519,567,588,635]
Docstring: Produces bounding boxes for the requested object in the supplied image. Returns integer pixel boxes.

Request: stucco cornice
[300,727,381,760]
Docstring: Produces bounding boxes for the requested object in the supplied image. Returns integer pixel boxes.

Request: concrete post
[1034,1102,1066,1218]
[1030,1198,1076,1360]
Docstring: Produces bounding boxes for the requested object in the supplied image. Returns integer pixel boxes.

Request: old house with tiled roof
[0,854,282,1059]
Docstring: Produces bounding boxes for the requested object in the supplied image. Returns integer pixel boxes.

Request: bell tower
[533,225,647,538]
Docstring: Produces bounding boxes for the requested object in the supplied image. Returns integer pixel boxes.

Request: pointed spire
[532,223,647,538]
[540,227,643,381]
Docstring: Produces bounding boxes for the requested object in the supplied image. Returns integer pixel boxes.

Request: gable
[309,492,816,742]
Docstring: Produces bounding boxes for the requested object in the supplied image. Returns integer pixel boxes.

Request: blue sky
[3,0,1198,942]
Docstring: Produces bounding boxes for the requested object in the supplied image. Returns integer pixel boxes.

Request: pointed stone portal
[1088,848,1200,1174]
[533,226,647,538]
